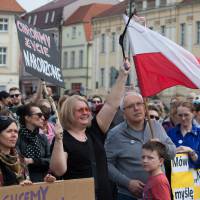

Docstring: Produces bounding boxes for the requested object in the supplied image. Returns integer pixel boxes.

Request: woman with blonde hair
[50,60,130,200]
[167,101,200,168]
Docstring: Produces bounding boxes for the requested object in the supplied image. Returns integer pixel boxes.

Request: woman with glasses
[0,115,32,186]
[147,104,161,121]
[167,101,200,168]
[50,60,130,200]
[16,103,51,182]
[37,99,56,145]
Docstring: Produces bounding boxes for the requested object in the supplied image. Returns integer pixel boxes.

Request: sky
[16,0,51,12]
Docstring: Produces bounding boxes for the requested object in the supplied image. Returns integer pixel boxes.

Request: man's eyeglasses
[31,113,44,118]
[124,102,144,110]
[10,94,21,98]
[75,107,90,113]
[150,115,159,121]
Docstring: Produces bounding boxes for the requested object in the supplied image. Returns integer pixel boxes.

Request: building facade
[21,0,119,95]
[0,0,25,91]
[92,0,200,99]
[62,4,113,95]
[92,0,136,96]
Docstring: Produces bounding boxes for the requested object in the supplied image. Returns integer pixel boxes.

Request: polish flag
[124,15,200,97]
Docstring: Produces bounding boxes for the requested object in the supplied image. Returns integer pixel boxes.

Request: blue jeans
[117,193,138,200]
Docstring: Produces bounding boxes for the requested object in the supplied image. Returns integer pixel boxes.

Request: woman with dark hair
[16,103,51,182]
[0,115,32,186]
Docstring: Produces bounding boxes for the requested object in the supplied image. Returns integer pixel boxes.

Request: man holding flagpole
[105,92,176,200]
[105,10,200,199]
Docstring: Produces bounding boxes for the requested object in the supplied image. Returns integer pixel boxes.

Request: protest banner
[171,154,200,200]
[15,16,65,87]
[0,178,95,200]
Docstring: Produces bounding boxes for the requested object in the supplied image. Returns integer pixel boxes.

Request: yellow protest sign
[171,154,200,200]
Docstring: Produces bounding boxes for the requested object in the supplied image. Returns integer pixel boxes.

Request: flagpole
[144,98,154,139]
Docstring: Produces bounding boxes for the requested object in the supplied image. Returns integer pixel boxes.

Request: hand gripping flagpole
[119,11,155,139]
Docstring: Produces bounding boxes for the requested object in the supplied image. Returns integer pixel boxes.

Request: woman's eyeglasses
[75,107,90,113]
[10,94,21,98]
[150,115,160,120]
[31,113,44,118]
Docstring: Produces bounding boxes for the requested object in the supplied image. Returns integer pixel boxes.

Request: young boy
[142,141,171,200]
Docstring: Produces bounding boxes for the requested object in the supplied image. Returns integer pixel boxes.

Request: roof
[23,0,79,29]
[64,3,113,25]
[0,0,25,13]
[178,0,199,6]
[29,0,78,13]
[94,0,128,19]
[64,3,113,41]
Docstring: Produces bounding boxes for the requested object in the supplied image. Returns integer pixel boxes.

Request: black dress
[52,117,113,200]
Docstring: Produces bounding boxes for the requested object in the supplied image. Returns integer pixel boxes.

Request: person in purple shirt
[167,101,200,168]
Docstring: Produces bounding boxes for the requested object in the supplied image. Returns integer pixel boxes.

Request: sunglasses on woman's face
[31,113,44,118]
[150,115,159,120]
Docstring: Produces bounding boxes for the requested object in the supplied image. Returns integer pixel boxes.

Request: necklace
[68,130,88,142]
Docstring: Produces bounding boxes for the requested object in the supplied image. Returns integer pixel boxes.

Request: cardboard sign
[15,16,65,87]
[0,178,95,200]
[171,154,200,200]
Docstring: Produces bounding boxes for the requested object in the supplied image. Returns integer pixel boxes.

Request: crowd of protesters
[0,60,200,199]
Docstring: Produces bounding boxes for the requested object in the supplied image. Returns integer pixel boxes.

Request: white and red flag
[124,15,200,97]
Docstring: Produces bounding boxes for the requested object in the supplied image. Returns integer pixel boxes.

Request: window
[72,27,76,39]
[70,51,75,68]
[79,50,83,68]
[51,11,55,22]
[33,15,37,25]
[161,25,165,36]
[100,68,105,87]
[0,18,8,31]
[197,21,200,44]
[0,85,6,91]
[111,32,116,52]
[45,12,49,23]
[71,83,81,92]
[180,23,185,46]
[63,52,68,69]
[28,16,32,24]
[110,67,118,87]
[101,34,105,53]
[0,47,7,65]
[148,0,155,8]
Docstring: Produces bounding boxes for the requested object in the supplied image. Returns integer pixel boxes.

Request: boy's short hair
[142,141,167,159]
